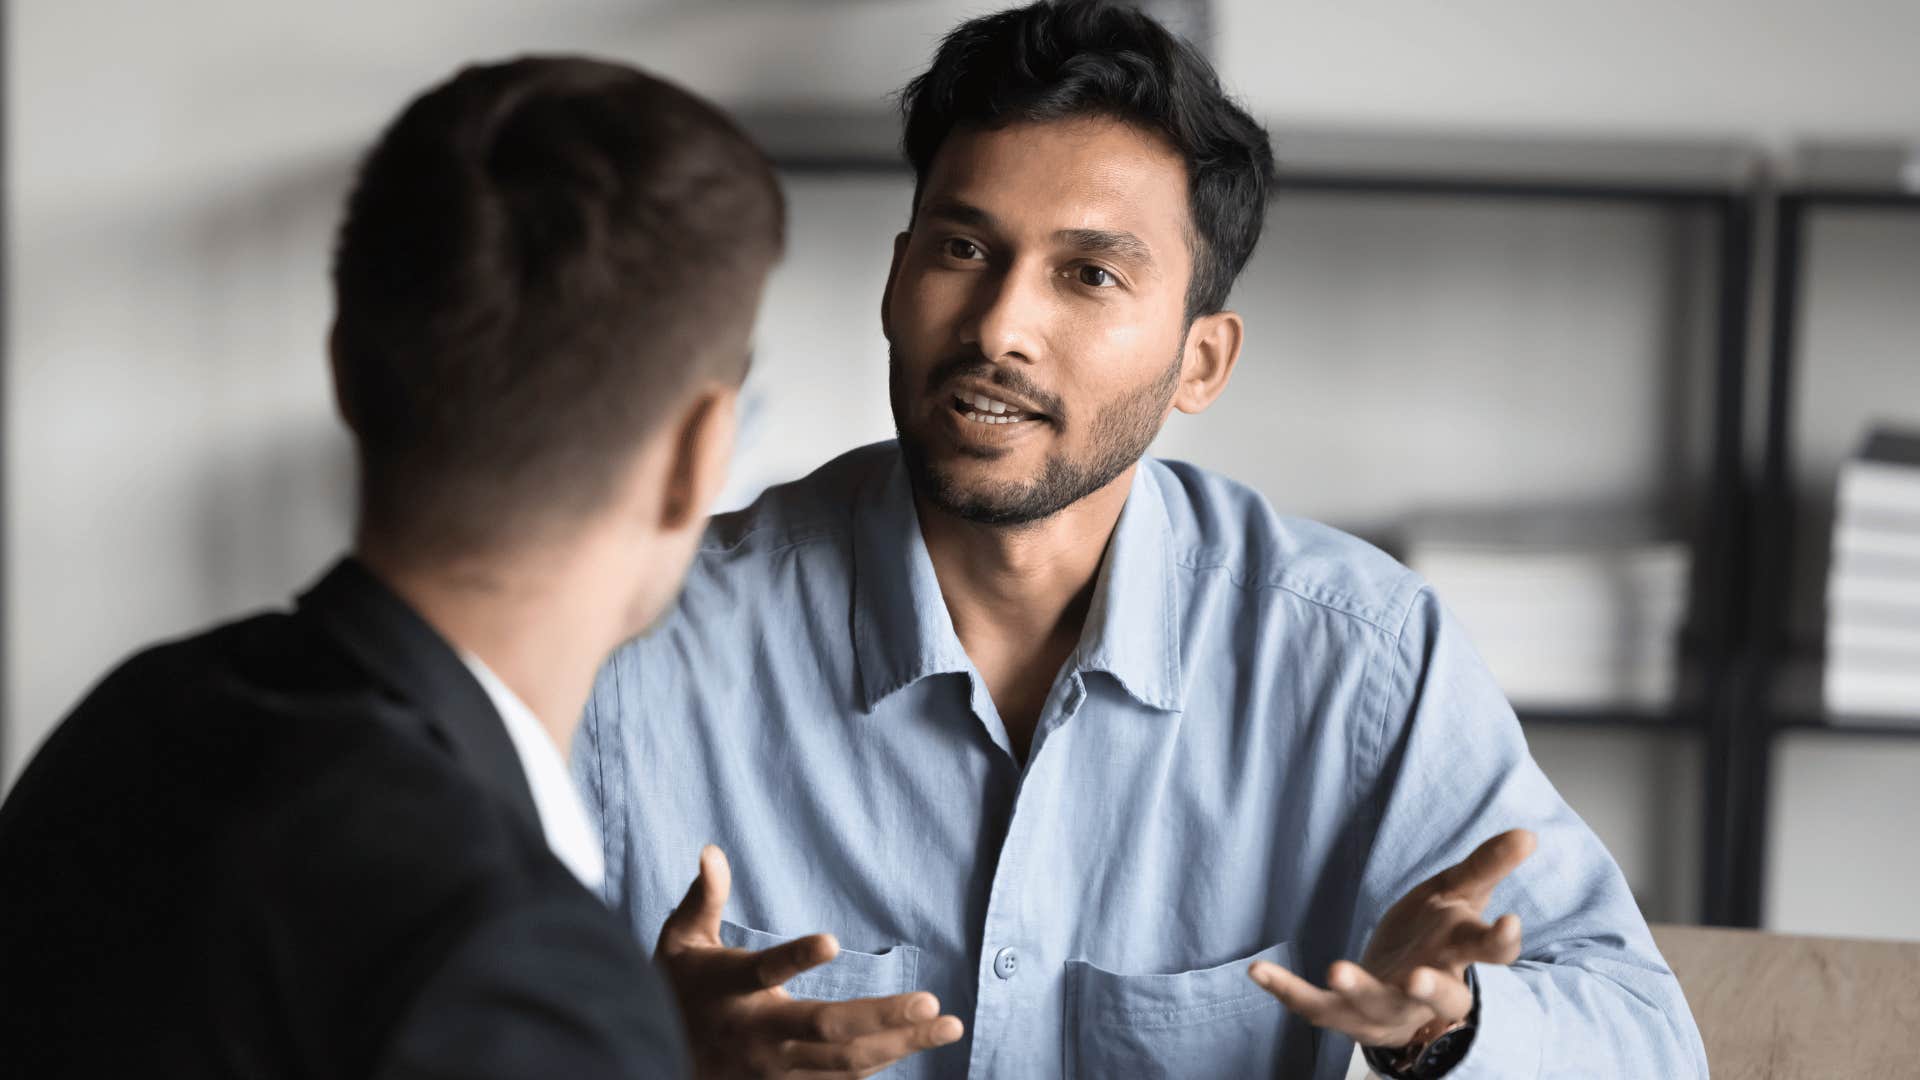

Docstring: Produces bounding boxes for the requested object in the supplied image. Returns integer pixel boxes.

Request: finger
[1249,962,1399,1046]
[1326,961,1425,1029]
[674,932,836,1002]
[1439,911,1522,966]
[1433,829,1537,905]
[759,992,939,1043]
[1249,961,1355,1024]
[803,991,943,1042]
[729,933,839,996]
[659,844,731,950]
[1398,965,1474,1022]
[1453,913,1524,966]
[778,1015,965,1075]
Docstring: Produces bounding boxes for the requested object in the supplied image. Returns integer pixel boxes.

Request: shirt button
[993,946,1020,979]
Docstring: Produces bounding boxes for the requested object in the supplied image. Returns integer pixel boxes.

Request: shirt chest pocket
[719,919,921,1001]
[1064,941,1309,1079]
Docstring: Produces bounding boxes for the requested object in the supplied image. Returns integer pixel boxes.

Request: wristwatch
[1361,969,1479,1079]
[1365,1021,1475,1078]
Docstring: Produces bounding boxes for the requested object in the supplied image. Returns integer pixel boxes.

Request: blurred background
[4,0,1918,938]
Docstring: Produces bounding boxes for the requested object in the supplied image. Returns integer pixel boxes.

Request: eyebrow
[922,198,1158,272]
[1055,227,1155,269]
[920,198,995,230]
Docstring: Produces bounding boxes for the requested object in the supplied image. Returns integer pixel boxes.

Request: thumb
[660,844,730,951]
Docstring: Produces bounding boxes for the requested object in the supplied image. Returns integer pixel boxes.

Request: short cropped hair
[898,0,1275,320]
[332,56,784,558]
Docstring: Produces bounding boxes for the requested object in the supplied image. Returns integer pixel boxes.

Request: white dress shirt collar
[456,652,606,894]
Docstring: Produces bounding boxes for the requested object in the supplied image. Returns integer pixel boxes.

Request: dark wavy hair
[898,0,1276,320]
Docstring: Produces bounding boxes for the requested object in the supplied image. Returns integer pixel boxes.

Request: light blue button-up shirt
[576,442,1706,1078]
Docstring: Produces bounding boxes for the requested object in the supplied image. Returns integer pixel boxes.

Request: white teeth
[963,391,1018,415]
[961,408,1023,425]
[955,388,1034,425]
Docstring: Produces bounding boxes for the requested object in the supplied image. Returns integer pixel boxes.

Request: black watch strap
[1361,969,1480,1078]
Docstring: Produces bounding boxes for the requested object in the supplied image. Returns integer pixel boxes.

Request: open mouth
[951,390,1046,426]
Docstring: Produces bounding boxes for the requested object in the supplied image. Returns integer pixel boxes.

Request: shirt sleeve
[1348,585,1708,1079]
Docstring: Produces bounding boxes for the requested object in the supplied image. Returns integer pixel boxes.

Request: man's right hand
[657,845,964,1078]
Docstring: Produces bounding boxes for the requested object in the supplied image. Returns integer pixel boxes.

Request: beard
[890,343,1182,528]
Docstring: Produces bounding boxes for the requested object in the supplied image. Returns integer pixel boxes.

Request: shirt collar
[851,449,1185,714]
[1072,461,1186,712]
[457,652,607,893]
[851,455,974,711]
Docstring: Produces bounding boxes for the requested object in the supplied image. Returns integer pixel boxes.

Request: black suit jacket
[0,559,687,1078]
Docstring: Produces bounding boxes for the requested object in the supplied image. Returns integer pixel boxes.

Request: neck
[918,463,1136,667]
[358,540,624,759]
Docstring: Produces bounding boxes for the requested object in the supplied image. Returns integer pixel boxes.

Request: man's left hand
[1247,828,1536,1049]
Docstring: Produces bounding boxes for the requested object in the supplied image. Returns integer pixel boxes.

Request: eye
[943,238,984,261]
[1076,264,1117,288]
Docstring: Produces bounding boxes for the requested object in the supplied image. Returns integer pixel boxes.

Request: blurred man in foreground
[0,56,785,1078]
[578,3,1708,1077]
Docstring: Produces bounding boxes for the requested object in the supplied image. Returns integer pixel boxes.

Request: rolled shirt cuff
[1438,962,1545,1079]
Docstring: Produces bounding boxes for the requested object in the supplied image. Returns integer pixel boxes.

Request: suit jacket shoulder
[0,563,685,1078]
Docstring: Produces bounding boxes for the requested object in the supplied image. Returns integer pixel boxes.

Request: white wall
[2,0,978,785]
[8,0,1920,933]
[1223,0,1920,145]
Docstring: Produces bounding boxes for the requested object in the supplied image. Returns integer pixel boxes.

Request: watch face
[1415,1027,1474,1076]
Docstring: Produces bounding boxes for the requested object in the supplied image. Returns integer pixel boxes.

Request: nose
[957,259,1049,366]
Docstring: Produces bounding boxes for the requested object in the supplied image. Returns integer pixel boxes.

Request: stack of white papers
[1824,427,1920,721]
[1403,506,1690,710]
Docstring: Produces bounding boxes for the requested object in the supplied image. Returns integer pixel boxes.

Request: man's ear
[660,385,739,533]
[880,231,909,342]
[1172,310,1244,415]
[327,321,360,434]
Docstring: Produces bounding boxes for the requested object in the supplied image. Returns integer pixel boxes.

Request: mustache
[923,352,1066,421]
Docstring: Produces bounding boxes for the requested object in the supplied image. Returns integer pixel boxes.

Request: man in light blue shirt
[578,2,1707,1076]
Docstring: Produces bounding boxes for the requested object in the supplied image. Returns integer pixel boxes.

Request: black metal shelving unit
[1254,139,1760,919]
[1741,142,1920,928]
[746,111,1764,923]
